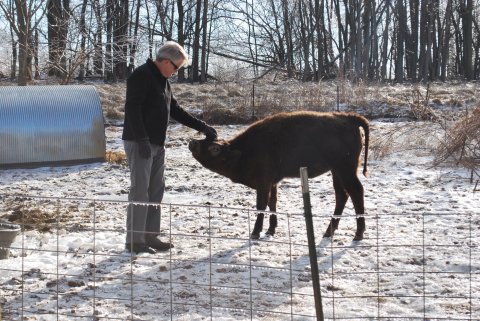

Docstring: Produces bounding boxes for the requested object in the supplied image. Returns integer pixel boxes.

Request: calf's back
[229,111,368,180]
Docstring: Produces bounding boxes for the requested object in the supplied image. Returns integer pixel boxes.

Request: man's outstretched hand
[202,124,217,141]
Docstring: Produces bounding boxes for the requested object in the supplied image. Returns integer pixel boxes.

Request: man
[122,41,217,254]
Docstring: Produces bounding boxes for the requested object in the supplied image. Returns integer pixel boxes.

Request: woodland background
[0,0,478,85]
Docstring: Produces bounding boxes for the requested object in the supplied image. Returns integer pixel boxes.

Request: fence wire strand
[0,194,478,321]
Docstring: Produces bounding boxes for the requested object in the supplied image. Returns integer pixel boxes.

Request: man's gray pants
[124,140,165,244]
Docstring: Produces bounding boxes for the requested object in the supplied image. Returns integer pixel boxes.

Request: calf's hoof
[353,233,364,241]
[323,228,335,238]
[250,232,260,240]
[265,228,275,236]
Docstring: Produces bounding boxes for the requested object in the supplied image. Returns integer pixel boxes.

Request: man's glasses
[169,60,180,70]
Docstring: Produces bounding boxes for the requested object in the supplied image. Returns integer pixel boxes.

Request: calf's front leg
[251,185,270,239]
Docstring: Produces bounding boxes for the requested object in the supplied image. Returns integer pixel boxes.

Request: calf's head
[188,139,241,177]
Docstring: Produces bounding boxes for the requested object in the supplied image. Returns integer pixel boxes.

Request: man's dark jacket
[122,59,206,145]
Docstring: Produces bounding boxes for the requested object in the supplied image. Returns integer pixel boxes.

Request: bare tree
[2,0,477,84]
[190,0,202,82]
[6,0,18,79]
[460,0,473,79]
[245,0,258,78]
[298,0,311,81]
[92,0,104,76]
[0,0,47,85]
[440,0,453,81]
[281,0,294,78]
[200,0,209,82]
[128,0,141,76]
[395,0,407,82]
[112,0,129,80]
[380,3,391,80]
[77,0,88,81]
[406,0,419,81]
[47,0,70,78]
[314,0,324,80]
[176,0,187,81]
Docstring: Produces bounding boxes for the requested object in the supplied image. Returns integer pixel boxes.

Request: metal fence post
[300,167,324,321]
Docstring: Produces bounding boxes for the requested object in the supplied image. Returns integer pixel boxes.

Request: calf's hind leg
[323,173,349,238]
[265,185,278,236]
[343,175,365,241]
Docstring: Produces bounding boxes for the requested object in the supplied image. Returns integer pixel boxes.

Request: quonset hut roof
[0,85,106,169]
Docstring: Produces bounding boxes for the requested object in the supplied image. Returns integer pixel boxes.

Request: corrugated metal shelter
[0,85,106,168]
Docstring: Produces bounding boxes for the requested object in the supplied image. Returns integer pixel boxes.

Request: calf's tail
[352,115,369,177]
[362,120,369,177]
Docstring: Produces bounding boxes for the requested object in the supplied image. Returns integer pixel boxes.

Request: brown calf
[188,111,369,240]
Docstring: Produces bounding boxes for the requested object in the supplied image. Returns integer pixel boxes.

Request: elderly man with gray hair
[122,40,217,254]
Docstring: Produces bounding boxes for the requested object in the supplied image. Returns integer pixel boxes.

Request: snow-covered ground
[0,120,479,321]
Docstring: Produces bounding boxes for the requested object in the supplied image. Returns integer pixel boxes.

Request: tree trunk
[177,0,187,81]
[8,0,17,80]
[191,0,202,82]
[461,0,473,79]
[10,40,17,80]
[298,0,311,81]
[451,8,463,75]
[200,0,209,83]
[16,0,30,85]
[113,0,128,80]
[380,3,391,79]
[281,0,294,78]
[333,0,346,73]
[395,0,406,82]
[407,0,419,81]
[47,0,70,78]
[128,0,141,76]
[362,0,372,80]
[92,0,104,76]
[440,0,452,81]
[418,0,428,80]
[314,0,324,80]
[105,0,114,82]
[33,28,39,79]
[431,0,440,79]
[269,0,285,68]
[246,0,258,78]
[78,0,88,81]
[425,0,435,81]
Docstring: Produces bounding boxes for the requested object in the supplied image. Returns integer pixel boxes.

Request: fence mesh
[0,194,478,320]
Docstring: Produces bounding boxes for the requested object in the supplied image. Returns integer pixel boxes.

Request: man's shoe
[146,238,173,252]
[125,243,157,254]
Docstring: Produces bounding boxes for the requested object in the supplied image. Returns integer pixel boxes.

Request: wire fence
[0,194,478,321]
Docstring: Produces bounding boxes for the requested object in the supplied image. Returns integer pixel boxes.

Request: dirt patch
[6,204,58,232]
[2,200,92,233]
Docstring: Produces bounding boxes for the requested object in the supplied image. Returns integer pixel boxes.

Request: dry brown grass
[93,80,479,125]
[95,83,125,120]
[369,122,444,160]
[434,106,480,173]
[105,150,128,166]
[93,80,480,183]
